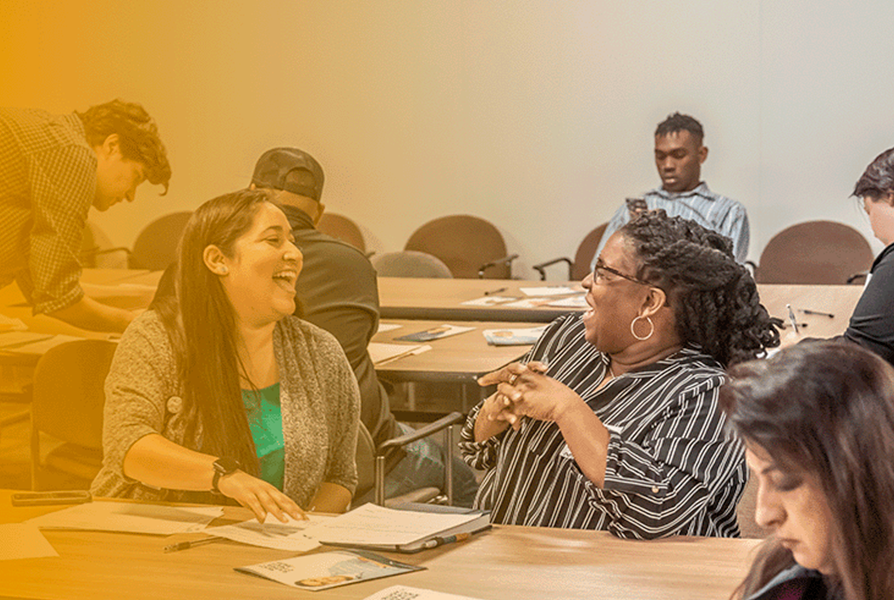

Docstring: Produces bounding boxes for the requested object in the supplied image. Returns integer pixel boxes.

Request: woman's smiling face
[217,202,303,327]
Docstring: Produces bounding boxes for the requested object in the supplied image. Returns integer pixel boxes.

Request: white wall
[2,1,893,276]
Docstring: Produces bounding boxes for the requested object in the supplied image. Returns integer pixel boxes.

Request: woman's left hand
[479,361,582,429]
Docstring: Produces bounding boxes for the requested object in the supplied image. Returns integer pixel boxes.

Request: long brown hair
[155,189,280,474]
[720,342,894,600]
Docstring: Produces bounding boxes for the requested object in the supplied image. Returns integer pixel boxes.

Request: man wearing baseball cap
[250,147,478,506]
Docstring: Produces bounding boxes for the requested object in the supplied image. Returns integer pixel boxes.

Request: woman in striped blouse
[460,210,778,538]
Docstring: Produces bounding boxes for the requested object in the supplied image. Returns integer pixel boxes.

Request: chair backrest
[571,222,608,281]
[80,221,129,269]
[405,215,509,279]
[130,211,193,271]
[756,220,874,284]
[371,251,453,278]
[31,339,117,449]
[317,212,366,253]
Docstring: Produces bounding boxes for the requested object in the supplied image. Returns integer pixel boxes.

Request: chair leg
[30,415,40,491]
[374,455,386,506]
[445,424,454,506]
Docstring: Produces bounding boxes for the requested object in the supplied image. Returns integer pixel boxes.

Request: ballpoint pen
[786,304,799,334]
[800,309,835,318]
[164,536,223,553]
[484,287,507,296]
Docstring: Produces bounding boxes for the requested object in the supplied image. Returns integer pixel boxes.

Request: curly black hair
[619,210,779,367]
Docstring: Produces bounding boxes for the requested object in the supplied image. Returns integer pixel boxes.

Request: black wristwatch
[211,457,240,494]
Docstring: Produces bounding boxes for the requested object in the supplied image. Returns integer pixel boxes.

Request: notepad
[368,342,431,365]
[302,503,490,554]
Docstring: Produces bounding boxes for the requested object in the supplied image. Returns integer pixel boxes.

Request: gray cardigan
[91,311,360,508]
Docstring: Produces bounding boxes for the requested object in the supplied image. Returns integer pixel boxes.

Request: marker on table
[786,304,799,334]
[421,525,491,549]
[484,287,507,296]
[800,308,835,318]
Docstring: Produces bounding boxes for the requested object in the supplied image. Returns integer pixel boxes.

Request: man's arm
[50,295,135,333]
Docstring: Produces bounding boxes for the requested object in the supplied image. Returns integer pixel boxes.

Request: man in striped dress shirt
[595,112,750,264]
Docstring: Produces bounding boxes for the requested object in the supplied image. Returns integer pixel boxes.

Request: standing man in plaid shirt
[0,99,171,332]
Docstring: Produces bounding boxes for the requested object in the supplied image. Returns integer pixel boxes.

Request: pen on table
[800,308,835,318]
[421,525,491,549]
[163,536,222,553]
[484,287,507,296]
[786,304,799,334]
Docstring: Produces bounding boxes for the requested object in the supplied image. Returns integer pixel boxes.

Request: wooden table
[0,493,759,600]
[377,277,585,322]
[756,284,862,338]
[372,320,534,384]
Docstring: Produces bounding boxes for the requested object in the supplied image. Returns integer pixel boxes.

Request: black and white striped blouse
[459,313,746,539]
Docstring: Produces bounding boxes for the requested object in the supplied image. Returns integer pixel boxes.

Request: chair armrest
[531,257,573,280]
[477,254,519,278]
[377,411,465,454]
[846,271,868,285]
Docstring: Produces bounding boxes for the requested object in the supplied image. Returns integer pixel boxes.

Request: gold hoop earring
[630,315,654,341]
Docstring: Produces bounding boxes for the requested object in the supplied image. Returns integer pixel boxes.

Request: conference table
[0,492,760,600]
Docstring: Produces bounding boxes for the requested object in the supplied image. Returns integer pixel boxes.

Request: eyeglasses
[593,260,650,286]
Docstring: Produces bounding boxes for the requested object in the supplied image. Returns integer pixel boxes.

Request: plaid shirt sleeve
[18,144,94,315]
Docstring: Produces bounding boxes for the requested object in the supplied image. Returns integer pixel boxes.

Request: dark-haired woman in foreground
[721,342,894,600]
[91,189,359,521]
[461,210,779,538]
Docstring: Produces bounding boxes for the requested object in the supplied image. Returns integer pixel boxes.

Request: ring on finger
[507,373,519,385]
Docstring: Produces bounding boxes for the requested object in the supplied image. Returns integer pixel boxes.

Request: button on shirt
[595,182,750,264]
[0,108,94,315]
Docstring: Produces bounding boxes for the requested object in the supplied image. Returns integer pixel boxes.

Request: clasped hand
[478,361,580,430]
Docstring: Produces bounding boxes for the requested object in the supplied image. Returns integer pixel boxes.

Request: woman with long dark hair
[92,189,359,520]
[721,342,894,600]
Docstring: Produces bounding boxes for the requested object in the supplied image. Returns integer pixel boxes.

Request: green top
[242,383,285,490]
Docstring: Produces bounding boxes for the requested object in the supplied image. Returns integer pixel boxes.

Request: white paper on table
[205,514,334,552]
[369,343,431,366]
[0,524,58,560]
[377,323,403,333]
[363,586,484,600]
[482,326,547,346]
[0,314,28,333]
[303,503,482,547]
[503,298,556,309]
[460,295,516,306]
[519,286,581,297]
[0,331,54,349]
[6,334,84,355]
[546,295,587,308]
[25,501,223,535]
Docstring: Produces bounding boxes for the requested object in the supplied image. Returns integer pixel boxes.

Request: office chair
[30,339,117,490]
[79,221,130,269]
[129,211,193,271]
[371,251,453,278]
[532,223,608,281]
[353,412,466,508]
[317,212,367,253]
[404,215,517,279]
[753,220,873,284]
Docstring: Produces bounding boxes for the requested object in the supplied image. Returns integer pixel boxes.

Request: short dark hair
[721,342,894,600]
[655,112,704,144]
[620,210,779,367]
[76,99,172,194]
[852,147,894,201]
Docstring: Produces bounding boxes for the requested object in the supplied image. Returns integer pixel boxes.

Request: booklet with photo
[482,326,547,346]
[302,503,491,554]
[235,549,424,591]
[394,324,475,343]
